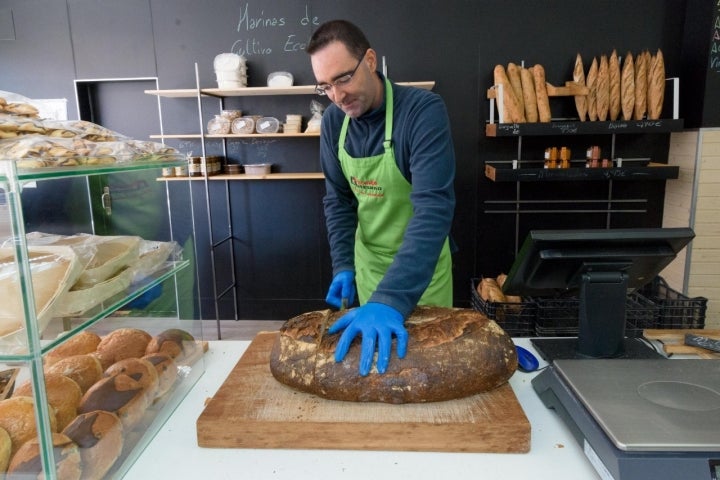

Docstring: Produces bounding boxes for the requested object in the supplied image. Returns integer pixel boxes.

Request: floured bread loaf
[270,306,517,404]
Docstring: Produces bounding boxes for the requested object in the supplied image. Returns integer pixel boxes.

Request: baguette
[507,62,525,117]
[493,64,525,123]
[609,50,621,121]
[520,67,538,122]
[596,55,610,121]
[634,50,648,120]
[621,51,635,121]
[479,277,506,303]
[647,49,665,119]
[586,57,599,121]
[532,64,552,122]
[573,53,587,121]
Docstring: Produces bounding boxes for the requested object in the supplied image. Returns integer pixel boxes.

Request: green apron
[338,78,452,307]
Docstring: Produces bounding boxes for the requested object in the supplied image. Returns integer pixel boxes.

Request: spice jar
[189,156,203,177]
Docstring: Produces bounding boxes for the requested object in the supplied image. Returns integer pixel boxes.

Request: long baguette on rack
[596,55,610,121]
[532,64,552,122]
[586,57,599,121]
[634,50,648,120]
[520,67,538,122]
[609,50,621,121]
[493,64,525,123]
[573,53,587,121]
[506,63,525,118]
[621,51,635,121]
[647,49,665,120]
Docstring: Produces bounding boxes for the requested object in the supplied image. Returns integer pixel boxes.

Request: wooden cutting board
[196,332,530,453]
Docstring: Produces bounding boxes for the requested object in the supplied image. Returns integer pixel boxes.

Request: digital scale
[532,358,720,480]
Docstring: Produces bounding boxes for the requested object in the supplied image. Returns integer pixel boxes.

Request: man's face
[310,41,378,118]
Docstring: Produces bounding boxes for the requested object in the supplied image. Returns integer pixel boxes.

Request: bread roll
[0,396,57,456]
[270,306,517,404]
[104,357,159,403]
[573,53,587,121]
[621,51,635,120]
[609,50,621,121]
[596,55,610,121]
[145,328,197,362]
[6,432,81,479]
[586,57,599,121]
[45,354,103,394]
[141,354,177,400]
[519,67,538,122]
[496,273,522,304]
[13,373,82,431]
[634,50,648,120]
[648,49,665,120]
[0,426,10,473]
[532,64,552,122]
[44,331,101,366]
[493,64,525,123]
[78,373,148,429]
[62,410,123,480]
[478,277,506,303]
[94,328,152,370]
[506,62,525,117]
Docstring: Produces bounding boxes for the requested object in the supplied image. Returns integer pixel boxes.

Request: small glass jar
[174,164,188,177]
[189,156,203,177]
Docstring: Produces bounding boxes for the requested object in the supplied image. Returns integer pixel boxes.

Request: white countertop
[125,338,600,480]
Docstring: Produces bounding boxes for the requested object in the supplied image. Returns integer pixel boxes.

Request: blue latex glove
[124,283,162,309]
[328,302,408,376]
[325,270,356,309]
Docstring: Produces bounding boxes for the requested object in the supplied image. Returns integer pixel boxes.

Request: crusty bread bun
[13,373,82,431]
[141,354,178,400]
[44,331,101,366]
[62,410,123,480]
[0,396,57,456]
[45,354,103,394]
[647,49,665,120]
[506,62,525,118]
[6,432,81,479]
[519,67,538,122]
[596,55,610,121]
[634,50,648,120]
[532,64,552,122]
[478,277,506,303]
[270,306,517,404]
[493,64,525,123]
[573,53,587,121]
[621,51,635,121]
[145,328,197,362]
[0,426,10,473]
[105,357,159,403]
[78,373,148,430]
[94,328,152,370]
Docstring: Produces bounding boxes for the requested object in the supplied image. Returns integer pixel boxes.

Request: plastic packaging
[267,71,294,88]
[255,117,280,134]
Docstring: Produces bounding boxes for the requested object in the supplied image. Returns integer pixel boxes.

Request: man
[307,20,456,376]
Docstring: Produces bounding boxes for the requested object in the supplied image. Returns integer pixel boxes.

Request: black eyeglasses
[315,54,365,96]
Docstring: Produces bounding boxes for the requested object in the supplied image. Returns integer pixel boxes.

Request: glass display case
[0,153,203,479]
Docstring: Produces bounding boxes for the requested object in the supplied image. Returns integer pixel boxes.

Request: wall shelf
[485,118,684,137]
[485,162,680,182]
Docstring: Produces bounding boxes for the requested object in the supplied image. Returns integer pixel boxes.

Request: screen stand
[531,270,663,362]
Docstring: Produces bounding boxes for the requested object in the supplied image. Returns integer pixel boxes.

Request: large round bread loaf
[270,306,518,404]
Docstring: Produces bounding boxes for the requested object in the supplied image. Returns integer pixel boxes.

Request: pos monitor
[502,227,695,361]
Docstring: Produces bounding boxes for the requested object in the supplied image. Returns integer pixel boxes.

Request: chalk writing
[551,123,578,134]
[232,3,321,57]
[710,6,720,73]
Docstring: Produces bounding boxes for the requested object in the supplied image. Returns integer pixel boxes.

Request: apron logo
[350,176,384,198]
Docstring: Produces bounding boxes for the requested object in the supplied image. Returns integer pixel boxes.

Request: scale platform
[532,359,720,480]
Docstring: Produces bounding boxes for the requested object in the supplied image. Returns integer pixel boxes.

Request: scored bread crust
[270,306,518,404]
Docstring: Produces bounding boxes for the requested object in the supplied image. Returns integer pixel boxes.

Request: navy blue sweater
[319,73,456,318]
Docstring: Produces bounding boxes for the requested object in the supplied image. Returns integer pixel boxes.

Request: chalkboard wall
[1,0,714,320]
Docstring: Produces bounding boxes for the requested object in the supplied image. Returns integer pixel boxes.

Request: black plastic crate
[533,293,657,338]
[470,278,536,336]
[638,276,707,329]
